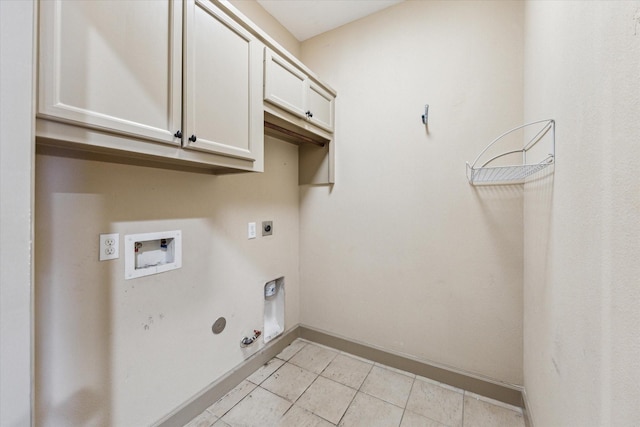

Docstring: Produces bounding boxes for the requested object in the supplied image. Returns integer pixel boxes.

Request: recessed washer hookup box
[124,230,182,279]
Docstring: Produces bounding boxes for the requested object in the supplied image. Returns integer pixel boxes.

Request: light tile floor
[184,339,525,427]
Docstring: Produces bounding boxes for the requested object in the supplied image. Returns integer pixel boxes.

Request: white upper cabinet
[306,81,335,132]
[264,49,335,133]
[264,50,308,119]
[183,0,263,161]
[38,0,182,146]
[38,0,264,173]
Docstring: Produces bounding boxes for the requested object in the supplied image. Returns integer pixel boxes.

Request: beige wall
[27,1,640,425]
[229,0,301,58]
[299,1,525,385]
[0,1,35,425]
[35,137,300,426]
[523,1,640,425]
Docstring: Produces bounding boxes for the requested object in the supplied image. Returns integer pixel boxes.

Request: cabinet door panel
[184,0,262,161]
[307,81,335,132]
[264,50,307,119]
[38,0,181,145]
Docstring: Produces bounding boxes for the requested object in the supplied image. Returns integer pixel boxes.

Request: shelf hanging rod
[522,120,553,152]
[469,119,554,169]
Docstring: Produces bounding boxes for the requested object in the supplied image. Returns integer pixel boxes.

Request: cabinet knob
[174,130,182,138]
[305,111,313,118]
[189,135,197,142]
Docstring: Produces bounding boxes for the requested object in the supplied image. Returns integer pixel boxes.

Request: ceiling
[256,0,404,41]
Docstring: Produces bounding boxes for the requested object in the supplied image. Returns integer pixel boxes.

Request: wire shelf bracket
[466,119,555,185]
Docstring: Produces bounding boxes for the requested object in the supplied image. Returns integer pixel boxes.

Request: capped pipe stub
[240,330,261,347]
[212,317,226,335]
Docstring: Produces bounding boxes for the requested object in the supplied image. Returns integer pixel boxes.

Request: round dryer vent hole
[212,317,226,334]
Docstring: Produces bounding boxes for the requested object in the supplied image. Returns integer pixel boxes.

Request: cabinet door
[307,81,335,132]
[183,0,263,162]
[264,49,308,120]
[38,0,182,146]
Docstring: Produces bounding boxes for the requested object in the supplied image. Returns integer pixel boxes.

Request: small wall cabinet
[264,49,335,133]
[37,0,264,173]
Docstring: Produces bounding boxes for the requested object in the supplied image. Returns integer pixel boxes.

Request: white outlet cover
[99,233,119,261]
[248,222,257,239]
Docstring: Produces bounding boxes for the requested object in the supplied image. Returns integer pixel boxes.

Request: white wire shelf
[466,119,555,185]
[466,155,553,184]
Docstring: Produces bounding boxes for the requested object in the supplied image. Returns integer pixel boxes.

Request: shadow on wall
[38,389,106,427]
[35,189,114,426]
[523,165,555,312]
[471,183,524,266]
[524,166,555,264]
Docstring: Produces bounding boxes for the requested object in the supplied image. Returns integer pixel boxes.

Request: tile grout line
[276,340,308,363]
[292,347,342,425]
[289,372,319,407]
[214,381,258,424]
[276,343,342,425]
[334,385,359,427]
[215,340,308,425]
[358,364,416,413]
[461,390,466,427]
[398,376,417,427]
[335,356,375,426]
[293,375,341,427]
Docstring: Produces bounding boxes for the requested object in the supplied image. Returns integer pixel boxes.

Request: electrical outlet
[99,233,119,261]
[262,221,273,236]
[248,222,257,239]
